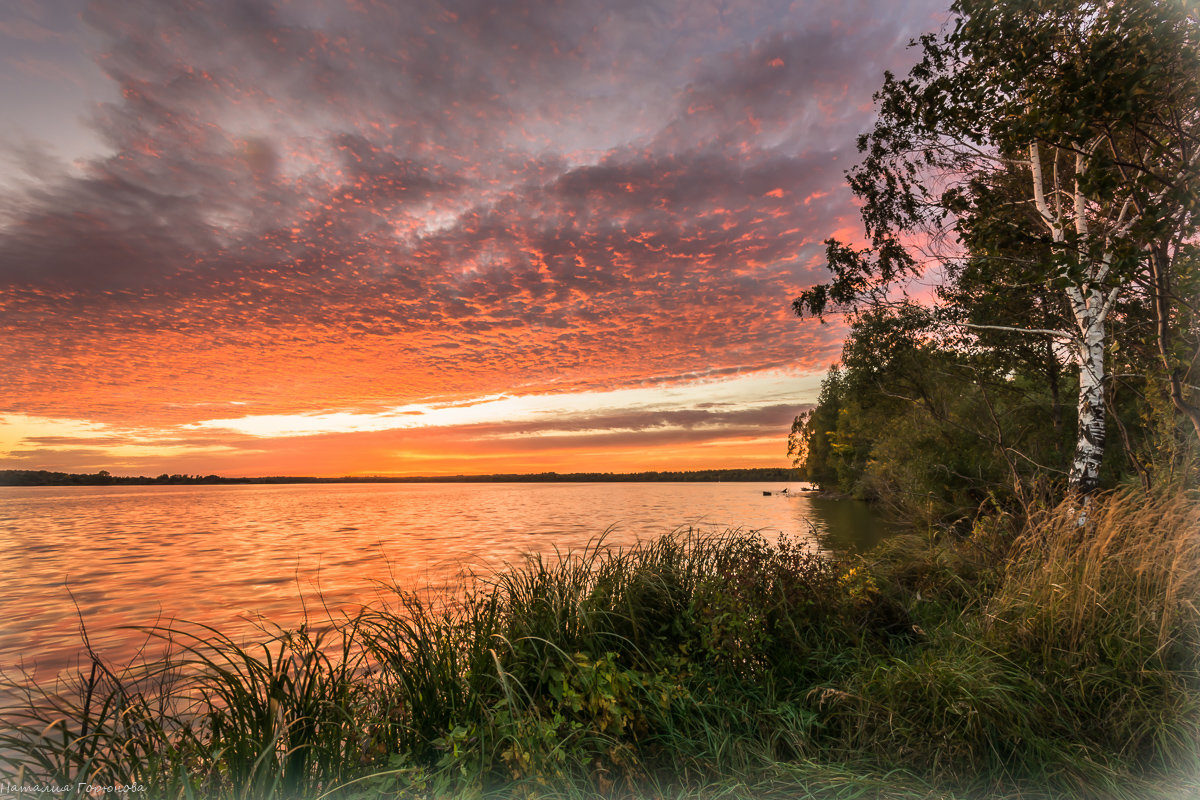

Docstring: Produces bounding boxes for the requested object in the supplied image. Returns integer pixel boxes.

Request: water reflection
[0,482,892,678]
[801,494,900,553]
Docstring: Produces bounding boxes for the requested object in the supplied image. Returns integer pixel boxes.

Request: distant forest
[0,467,797,487]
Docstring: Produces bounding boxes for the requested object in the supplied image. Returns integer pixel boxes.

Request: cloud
[0,0,945,470]
[0,369,820,474]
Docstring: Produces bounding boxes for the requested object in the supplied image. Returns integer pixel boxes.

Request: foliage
[4,491,1199,799]
[821,491,1200,795]
[793,0,1200,495]
[790,303,1079,522]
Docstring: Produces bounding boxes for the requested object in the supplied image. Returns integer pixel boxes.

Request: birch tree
[795,0,1200,495]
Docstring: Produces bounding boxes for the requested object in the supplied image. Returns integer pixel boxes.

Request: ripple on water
[1,482,893,679]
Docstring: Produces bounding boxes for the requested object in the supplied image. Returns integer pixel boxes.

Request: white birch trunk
[1068,286,1107,494]
[1029,142,1121,495]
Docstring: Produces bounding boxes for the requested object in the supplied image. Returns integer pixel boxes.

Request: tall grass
[819,491,1200,797]
[987,493,1200,777]
[2,492,1198,799]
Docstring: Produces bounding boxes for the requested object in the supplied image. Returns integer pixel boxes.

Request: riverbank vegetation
[2,490,1197,798]
[789,0,1199,517]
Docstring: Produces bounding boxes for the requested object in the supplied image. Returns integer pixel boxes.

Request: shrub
[3,498,1197,799]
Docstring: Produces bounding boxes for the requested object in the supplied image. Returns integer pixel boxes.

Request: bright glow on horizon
[0,369,825,476]
[186,370,823,439]
[0,414,245,462]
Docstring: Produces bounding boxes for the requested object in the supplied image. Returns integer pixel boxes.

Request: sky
[0,0,947,477]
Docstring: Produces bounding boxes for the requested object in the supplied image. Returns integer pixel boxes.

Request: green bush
[3,494,1198,799]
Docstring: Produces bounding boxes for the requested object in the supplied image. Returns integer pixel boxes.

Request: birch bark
[1066,286,1108,494]
[1029,142,1123,495]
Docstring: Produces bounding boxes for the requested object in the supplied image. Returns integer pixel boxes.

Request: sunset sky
[0,0,946,477]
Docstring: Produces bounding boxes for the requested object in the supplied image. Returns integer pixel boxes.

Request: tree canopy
[794,0,1199,503]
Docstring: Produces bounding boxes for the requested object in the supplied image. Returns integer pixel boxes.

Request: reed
[1,492,1197,799]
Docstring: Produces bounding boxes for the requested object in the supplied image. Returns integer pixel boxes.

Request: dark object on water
[763,491,772,496]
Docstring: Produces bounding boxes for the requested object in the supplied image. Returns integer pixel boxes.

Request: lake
[0,482,893,679]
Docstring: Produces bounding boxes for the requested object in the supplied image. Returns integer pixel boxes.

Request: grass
[2,490,1198,799]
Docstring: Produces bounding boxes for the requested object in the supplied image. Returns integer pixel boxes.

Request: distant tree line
[0,467,798,487]
[0,470,246,486]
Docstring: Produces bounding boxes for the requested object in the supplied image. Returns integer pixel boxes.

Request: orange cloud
[0,0,946,475]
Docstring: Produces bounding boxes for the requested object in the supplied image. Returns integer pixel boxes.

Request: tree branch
[1029,142,1063,239]
[957,321,1078,343]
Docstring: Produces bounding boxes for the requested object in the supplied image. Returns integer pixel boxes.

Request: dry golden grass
[990,491,1200,655]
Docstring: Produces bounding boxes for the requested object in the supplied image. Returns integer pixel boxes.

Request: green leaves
[791,238,917,322]
[793,0,1200,496]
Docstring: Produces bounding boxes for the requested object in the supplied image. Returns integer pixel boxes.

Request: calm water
[0,482,892,679]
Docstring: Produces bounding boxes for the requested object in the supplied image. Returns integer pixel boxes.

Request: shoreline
[2,490,1196,799]
[1,467,801,487]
